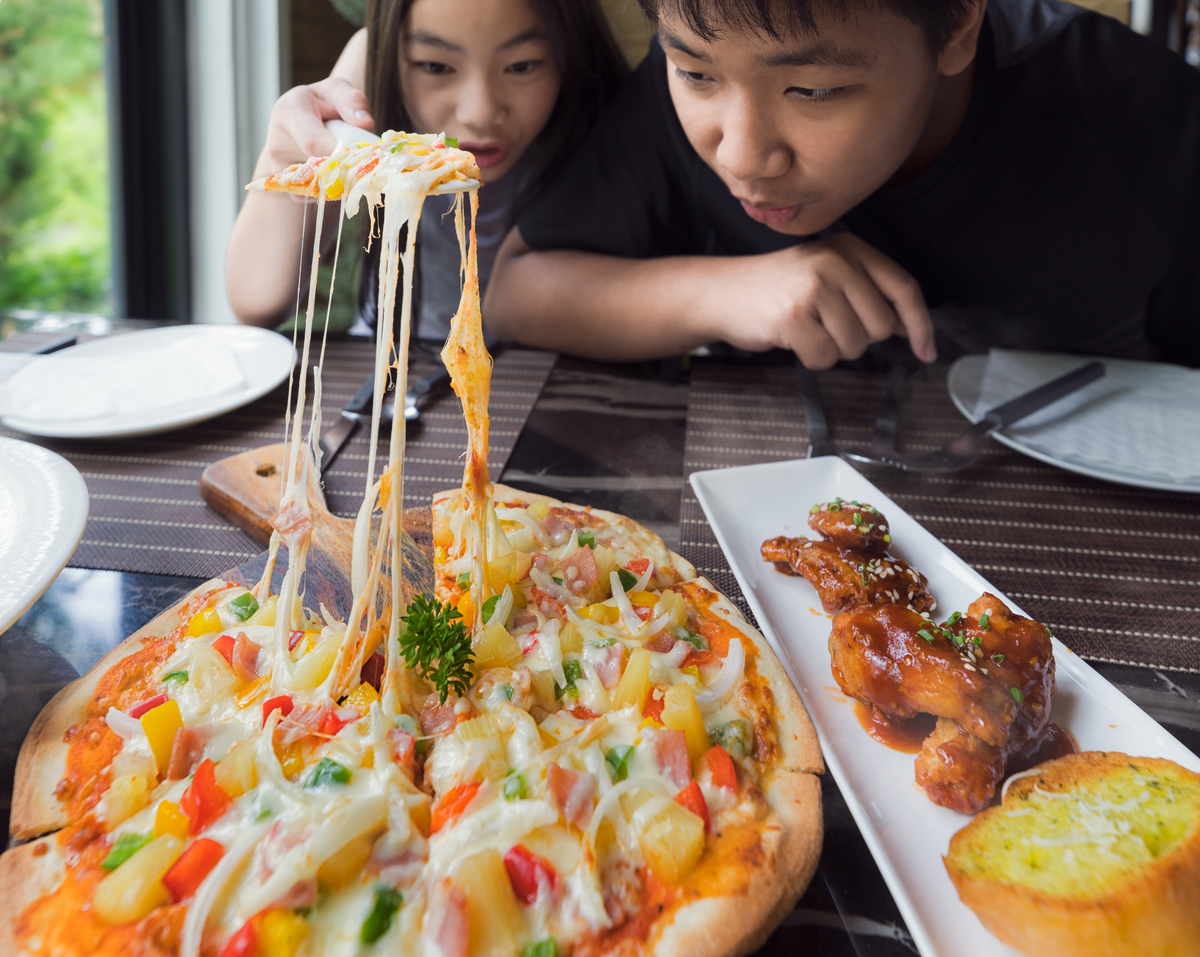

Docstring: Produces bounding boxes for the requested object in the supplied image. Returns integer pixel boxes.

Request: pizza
[0,132,824,957]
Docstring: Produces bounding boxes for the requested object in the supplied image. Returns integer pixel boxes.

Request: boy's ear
[937,0,989,77]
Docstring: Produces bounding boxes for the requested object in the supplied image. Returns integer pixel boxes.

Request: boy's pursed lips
[737,197,804,226]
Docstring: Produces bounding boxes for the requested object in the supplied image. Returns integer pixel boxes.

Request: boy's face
[660,3,954,235]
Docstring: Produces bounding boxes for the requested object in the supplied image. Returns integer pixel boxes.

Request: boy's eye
[414,60,453,75]
[505,59,543,75]
[674,66,712,84]
[788,86,842,102]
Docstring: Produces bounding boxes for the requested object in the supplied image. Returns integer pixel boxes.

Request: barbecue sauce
[1005,721,1080,775]
[853,701,938,753]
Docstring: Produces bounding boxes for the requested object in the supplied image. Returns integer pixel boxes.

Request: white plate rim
[0,437,89,635]
[947,354,1200,494]
[1,325,296,439]
[689,456,1200,957]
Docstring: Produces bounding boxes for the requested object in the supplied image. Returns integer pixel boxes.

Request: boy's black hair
[639,0,978,51]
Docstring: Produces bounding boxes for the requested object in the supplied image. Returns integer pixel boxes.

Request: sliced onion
[181,822,271,957]
[530,567,579,607]
[496,508,551,548]
[633,561,655,593]
[585,776,669,850]
[105,706,144,740]
[658,640,691,670]
[487,585,514,629]
[695,638,744,708]
[610,572,643,634]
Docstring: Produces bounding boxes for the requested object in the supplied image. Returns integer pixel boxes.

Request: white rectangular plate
[690,456,1200,957]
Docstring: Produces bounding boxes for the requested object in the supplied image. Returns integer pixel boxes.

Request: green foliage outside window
[0,0,111,315]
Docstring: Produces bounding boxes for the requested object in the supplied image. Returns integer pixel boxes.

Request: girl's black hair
[638,0,977,51]
[363,0,629,210]
[356,0,630,333]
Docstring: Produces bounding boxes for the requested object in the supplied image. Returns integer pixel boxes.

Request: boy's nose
[713,97,790,184]
[456,71,505,130]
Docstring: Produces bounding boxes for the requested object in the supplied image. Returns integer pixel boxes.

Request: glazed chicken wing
[808,498,892,553]
[762,536,936,615]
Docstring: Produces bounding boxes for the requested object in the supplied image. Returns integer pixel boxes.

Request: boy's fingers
[842,236,936,363]
[840,262,902,344]
[814,288,871,360]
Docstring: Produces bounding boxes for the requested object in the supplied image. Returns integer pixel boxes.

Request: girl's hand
[713,233,936,368]
[259,77,375,175]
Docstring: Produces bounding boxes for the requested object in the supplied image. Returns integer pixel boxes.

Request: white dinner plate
[690,456,1200,957]
[0,437,89,635]
[0,325,295,439]
[947,353,1200,493]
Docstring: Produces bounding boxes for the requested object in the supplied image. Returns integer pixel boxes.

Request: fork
[843,360,1105,471]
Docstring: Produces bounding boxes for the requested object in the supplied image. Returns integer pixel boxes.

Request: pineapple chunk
[92,834,183,924]
[559,622,583,654]
[191,641,238,710]
[456,715,506,781]
[474,622,523,671]
[100,751,157,827]
[246,594,278,626]
[611,650,651,712]
[316,829,375,890]
[585,546,619,603]
[639,802,705,884]
[662,683,708,762]
[454,849,526,957]
[457,714,500,740]
[527,500,549,520]
[236,674,272,710]
[213,739,258,797]
[291,630,341,690]
[489,551,533,590]
[654,590,687,630]
[522,825,583,875]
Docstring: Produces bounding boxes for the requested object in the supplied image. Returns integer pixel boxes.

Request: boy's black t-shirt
[516,0,1200,364]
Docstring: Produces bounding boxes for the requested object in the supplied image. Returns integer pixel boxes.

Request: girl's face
[399,0,561,182]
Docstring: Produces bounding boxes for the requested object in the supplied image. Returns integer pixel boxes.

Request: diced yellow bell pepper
[187,607,221,637]
[662,683,708,763]
[92,834,183,924]
[455,849,525,957]
[141,700,183,778]
[456,592,475,627]
[259,909,310,957]
[213,740,258,797]
[581,604,619,625]
[236,675,272,710]
[682,665,701,679]
[527,500,549,520]
[154,801,189,841]
[630,591,658,608]
[474,621,523,671]
[639,801,705,884]
[343,681,381,716]
[324,179,344,200]
[279,742,306,779]
[611,650,651,712]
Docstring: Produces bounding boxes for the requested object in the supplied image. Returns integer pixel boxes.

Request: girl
[227,0,627,341]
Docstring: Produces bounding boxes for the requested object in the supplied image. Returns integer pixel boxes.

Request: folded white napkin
[974,349,1200,485]
[0,333,247,422]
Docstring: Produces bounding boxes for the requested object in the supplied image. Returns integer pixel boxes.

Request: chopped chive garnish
[1010,687,1024,703]
[918,629,937,643]
[853,513,863,525]
[972,636,982,647]
[992,653,1005,664]
[946,611,962,626]
[951,633,965,647]
[978,611,991,630]
[164,671,188,684]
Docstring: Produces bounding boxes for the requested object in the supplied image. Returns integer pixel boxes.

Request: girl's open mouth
[460,141,509,170]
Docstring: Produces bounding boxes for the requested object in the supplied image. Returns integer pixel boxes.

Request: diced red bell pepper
[163,837,225,901]
[704,745,738,793]
[643,686,665,723]
[360,651,385,691]
[320,708,352,737]
[262,694,294,727]
[625,558,650,575]
[287,629,306,651]
[674,781,711,833]
[212,634,236,666]
[682,649,719,670]
[180,759,232,835]
[218,918,257,957]
[129,693,168,719]
[430,782,480,834]
[503,844,559,904]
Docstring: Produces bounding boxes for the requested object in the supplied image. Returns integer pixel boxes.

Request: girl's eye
[505,59,543,75]
[414,60,453,75]
[674,66,712,85]
[788,86,842,102]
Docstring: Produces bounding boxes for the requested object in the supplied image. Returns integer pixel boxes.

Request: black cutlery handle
[984,361,1106,429]
[28,335,78,355]
[344,371,378,416]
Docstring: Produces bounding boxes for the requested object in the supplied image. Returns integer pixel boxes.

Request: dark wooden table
[2,317,1197,956]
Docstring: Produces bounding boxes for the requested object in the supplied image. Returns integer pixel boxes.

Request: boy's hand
[719,233,937,368]
[258,77,374,176]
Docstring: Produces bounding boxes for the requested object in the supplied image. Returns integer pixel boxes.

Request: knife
[795,361,835,458]
[317,364,453,474]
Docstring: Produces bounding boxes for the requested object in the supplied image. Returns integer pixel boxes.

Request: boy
[484,0,1200,368]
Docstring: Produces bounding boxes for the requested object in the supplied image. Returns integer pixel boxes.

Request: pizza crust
[433,484,698,583]
[0,835,66,957]
[9,576,231,842]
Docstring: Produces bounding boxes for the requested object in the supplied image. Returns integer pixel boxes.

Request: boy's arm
[485,228,938,368]
[226,30,370,328]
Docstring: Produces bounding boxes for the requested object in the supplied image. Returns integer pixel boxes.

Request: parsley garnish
[399,594,475,704]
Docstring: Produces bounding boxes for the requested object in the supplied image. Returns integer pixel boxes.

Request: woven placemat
[0,337,556,579]
[679,359,1200,674]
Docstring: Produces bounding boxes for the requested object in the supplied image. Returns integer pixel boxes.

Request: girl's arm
[226,30,371,327]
